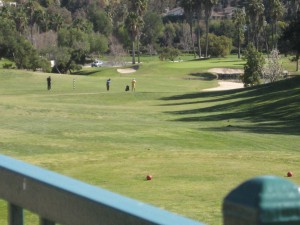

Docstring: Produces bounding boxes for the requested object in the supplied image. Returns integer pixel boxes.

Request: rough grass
[0,56,299,225]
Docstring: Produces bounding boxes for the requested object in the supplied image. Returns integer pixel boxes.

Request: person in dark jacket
[106,78,111,91]
[47,76,51,90]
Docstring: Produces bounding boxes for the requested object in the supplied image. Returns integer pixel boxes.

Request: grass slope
[0,57,299,225]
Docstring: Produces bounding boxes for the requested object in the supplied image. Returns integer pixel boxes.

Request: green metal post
[223,175,300,225]
[8,203,23,225]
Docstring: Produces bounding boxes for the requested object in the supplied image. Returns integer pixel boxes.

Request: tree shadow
[188,72,217,81]
[202,121,300,135]
[73,70,100,76]
[161,77,300,135]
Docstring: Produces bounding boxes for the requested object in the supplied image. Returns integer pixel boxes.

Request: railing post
[40,217,55,225]
[8,203,23,225]
[0,154,206,225]
[222,175,300,225]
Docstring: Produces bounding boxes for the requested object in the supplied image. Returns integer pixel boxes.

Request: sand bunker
[117,68,137,73]
[202,68,244,91]
[203,81,244,91]
[208,68,244,74]
[116,67,244,91]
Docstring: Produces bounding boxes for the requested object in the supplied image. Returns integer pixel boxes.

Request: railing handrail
[0,154,206,225]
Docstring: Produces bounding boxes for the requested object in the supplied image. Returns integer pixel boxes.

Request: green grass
[0,56,300,225]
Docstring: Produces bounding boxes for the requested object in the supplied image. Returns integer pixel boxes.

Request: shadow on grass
[161,77,300,135]
[203,121,300,135]
[73,70,100,76]
[189,58,210,62]
[209,60,241,63]
[188,72,217,81]
[161,88,243,101]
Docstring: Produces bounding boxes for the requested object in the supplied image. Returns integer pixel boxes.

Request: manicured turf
[0,55,299,225]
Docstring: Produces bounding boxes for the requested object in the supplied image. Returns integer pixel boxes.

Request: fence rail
[0,154,206,225]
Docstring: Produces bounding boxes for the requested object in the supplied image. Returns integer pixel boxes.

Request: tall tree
[203,0,219,57]
[125,12,140,64]
[283,0,300,21]
[180,0,196,58]
[269,0,284,49]
[242,43,265,87]
[88,7,113,37]
[37,11,50,32]
[13,5,28,35]
[279,11,300,71]
[141,11,164,55]
[232,7,246,58]
[51,13,64,31]
[0,17,17,59]
[194,0,203,58]
[162,22,176,47]
[24,0,42,43]
[134,0,148,63]
[245,0,265,49]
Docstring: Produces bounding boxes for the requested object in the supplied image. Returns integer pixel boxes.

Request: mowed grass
[0,56,300,225]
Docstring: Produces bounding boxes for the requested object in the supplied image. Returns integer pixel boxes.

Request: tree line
[0,0,299,76]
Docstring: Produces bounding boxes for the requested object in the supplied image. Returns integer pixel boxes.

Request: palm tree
[13,5,28,35]
[194,0,203,58]
[51,14,64,31]
[180,0,196,58]
[245,0,265,49]
[39,11,50,32]
[268,0,284,49]
[232,7,246,58]
[125,12,140,64]
[279,10,300,71]
[134,0,148,17]
[283,0,300,20]
[134,0,148,63]
[33,9,44,33]
[203,0,219,57]
[25,0,35,44]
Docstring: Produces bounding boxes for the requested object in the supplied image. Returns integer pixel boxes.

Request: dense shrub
[201,33,232,57]
[242,43,265,87]
[3,63,13,69]
[159,47,181,61]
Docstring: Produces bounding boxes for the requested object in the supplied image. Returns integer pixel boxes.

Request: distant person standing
[131,78,136,92]
[47,76,51,90]
[106,78,111,91]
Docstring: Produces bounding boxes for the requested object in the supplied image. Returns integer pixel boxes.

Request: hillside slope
[162,76,300,135]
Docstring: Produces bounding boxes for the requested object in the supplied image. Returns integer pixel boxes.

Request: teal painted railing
[2,154,300,225]
[0,154,206,225]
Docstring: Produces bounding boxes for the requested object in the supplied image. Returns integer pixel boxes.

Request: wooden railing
[2,154,300,225]
[0,154,206,225]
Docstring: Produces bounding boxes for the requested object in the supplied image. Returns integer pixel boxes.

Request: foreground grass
[0,57,300,225]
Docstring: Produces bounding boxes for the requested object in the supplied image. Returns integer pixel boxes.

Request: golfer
[47,76,51,90]
[131,78,136,92]
[106,78,111,91]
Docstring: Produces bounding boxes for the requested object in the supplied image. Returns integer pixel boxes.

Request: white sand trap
[208,68,244,74]
[117,68,137,73]
[202,68,244,91]
[203,81,244,91]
